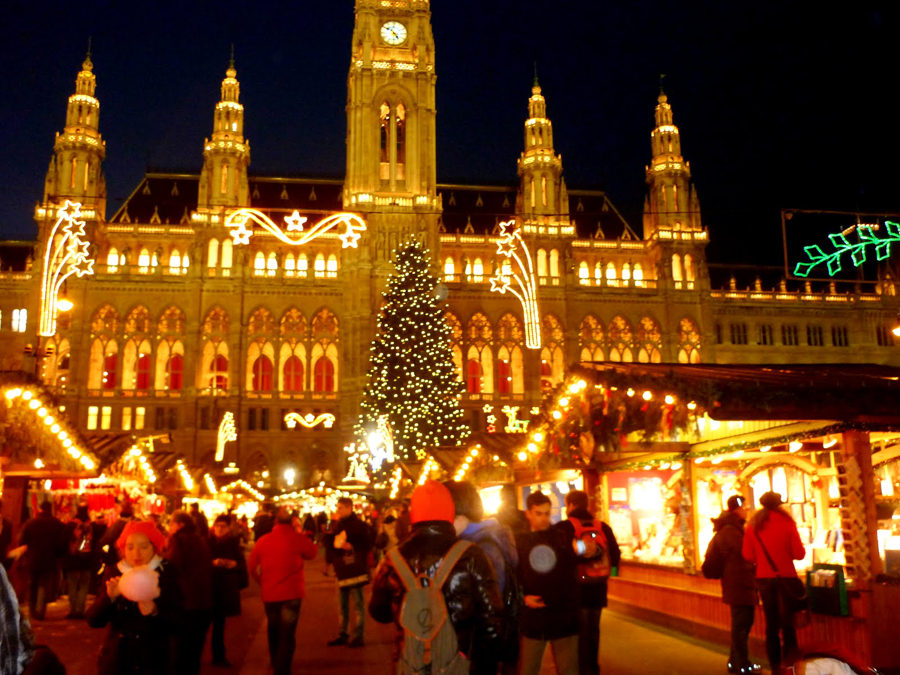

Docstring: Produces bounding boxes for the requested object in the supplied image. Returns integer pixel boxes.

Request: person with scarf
[86,520,177,675]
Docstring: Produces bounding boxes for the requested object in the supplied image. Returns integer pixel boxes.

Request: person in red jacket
[248,507,318,675]
[742,492,806,675]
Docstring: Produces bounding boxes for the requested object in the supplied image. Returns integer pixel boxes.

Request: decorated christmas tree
[357,239,468,464]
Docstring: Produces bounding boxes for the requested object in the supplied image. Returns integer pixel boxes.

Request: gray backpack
[388,540,473,675]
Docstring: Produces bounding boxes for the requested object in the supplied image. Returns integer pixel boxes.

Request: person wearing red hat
[369,480,504,674]
[87,519,177,675]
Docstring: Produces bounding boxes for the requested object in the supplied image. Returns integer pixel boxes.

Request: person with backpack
[702,495,760,675]
[63,504,94,618]
[556,490,620,675]
[516,491,582,675]
[444,480,521,675]
[743,492,807,675]
[369,479,504,675]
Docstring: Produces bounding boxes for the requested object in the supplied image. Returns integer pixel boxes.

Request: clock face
[381,21,408,46]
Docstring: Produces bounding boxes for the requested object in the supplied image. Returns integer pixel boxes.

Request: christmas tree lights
[357,239,469,464]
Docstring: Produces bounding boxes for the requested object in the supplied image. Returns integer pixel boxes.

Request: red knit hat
[410,479,456,524]
[117,520,167,555]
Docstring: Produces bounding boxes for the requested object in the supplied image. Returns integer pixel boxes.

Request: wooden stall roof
[575,363,900,425]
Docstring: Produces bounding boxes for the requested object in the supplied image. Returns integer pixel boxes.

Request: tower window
[396,102,406,165]
[70,157,77,190]
[221,164,229,195]
[541,176,547,207]
[380,102,390,164]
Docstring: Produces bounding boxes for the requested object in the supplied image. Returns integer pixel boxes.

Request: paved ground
[29,550,751,674]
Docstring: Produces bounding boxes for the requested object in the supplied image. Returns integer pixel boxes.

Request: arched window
[314,254,326,278]
[633,263,645,288]
[136,349,152,389]
[254,252,266,277]
[579,315,605,363]
[594,262,603,282]
[549,249,560,277]
[380,101,391,165]
[208,239,219,269]
[608,316,634,362]
[138,248,151,273]
[107,247,119,273]
[636,316,662,363]
[314,356,335,392]
[578,261,589,283]
[167,353,184,390]
[396,101,406,167]
[537,249,548,278]
[678,317,702,364]
[283,356,304,393]
[672,254,683,288]
[541,175,548,206]
[221,239,233,275]
[606,262,617,287]
[284,253,296,277]
[326,254,338,278]
[444,257,456,281]
[103,351,118,389]
[169,250,181,275]
[497,358,511,395]
[466,358,483,394]
[472,258,484,282]
[622,262,631,284]
[267,252,278,277]
[298,253,308,277]
[684,254,695,285]
[252,355,274,392]
[211,354,229,390]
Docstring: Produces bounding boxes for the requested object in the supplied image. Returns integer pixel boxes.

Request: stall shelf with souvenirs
[511,363,900,672]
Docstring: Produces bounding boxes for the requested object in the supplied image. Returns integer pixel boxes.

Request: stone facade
[1,0,898,489]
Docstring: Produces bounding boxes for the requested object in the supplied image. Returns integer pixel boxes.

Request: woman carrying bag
[742,492,807,675]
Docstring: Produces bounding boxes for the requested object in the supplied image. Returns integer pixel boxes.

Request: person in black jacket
[86,520,177,675]
[369,480,503,675]
[166,510,213,675]
[0,500,13,571]
[19,501,66,621]
[63,503,94,618]
[516,491,580,675]
[557,490,621,675]
[253,504,275,543]
[208,514,248,668]
[327,497,372,647]
[703,495,760,675]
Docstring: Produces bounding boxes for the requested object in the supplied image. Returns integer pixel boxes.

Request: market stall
[509,363,900,672]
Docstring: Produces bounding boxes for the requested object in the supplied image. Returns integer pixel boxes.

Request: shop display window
[874,459,900,575]
[607,469,683,567]
[696,469,739,558]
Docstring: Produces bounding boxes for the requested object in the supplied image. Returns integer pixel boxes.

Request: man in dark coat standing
[558,490,621,675]
[19,501,66,621]
[327,497,372,647]
[208,514,247,667]
[702,495,759,675]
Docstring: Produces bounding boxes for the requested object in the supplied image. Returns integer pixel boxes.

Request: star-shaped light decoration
[497,219,516,237]
[489,272,511,294]
[284,211,308,232]
[339,227,362,249]
[59,200,83,220]
[486,414,497,424]
[230,220,253,246]
[71,257,95,277]
[496,238,518,257]
[482,404,494,413]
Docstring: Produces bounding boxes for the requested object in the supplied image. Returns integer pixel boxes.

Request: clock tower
[344,0,440,261]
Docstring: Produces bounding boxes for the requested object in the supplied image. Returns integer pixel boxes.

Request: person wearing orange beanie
[409,479,456,524]
[370,480,504,674]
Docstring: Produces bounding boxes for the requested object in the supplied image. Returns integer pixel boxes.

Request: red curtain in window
[102,353,118,389]
[167,354,184,391]
[497,360,511,395]
[314,358,335,392]
[283,356,304,392]
[136,353,151,390]
[211,354,228,390]
[466,359,482,394]
[252,355,274,391]
[540,361,552,392]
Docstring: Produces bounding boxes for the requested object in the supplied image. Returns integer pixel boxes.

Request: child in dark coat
[86,520,177,675]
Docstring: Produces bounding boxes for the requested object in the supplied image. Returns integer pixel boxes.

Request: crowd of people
[0,483,879,675]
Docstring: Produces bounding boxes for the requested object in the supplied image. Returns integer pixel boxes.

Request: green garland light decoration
[356,239,469,474]
[794,221,900,278]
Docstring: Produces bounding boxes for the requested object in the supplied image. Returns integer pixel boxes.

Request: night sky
[2,1,897,267]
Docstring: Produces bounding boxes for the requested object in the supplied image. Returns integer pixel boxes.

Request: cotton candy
[118,565,160,603]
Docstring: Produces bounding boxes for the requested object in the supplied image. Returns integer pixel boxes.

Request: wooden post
[681,460,698,575]
[838,430,883,586]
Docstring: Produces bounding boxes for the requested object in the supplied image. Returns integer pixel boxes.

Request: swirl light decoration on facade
[39,201,95,337]
[489,219,541,349]
[284,412,336,429]
[224,208,366,249]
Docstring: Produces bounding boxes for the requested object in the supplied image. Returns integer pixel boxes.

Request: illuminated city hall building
[2,0,898,487]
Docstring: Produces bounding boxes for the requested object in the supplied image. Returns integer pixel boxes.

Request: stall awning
[576,363,900,424]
